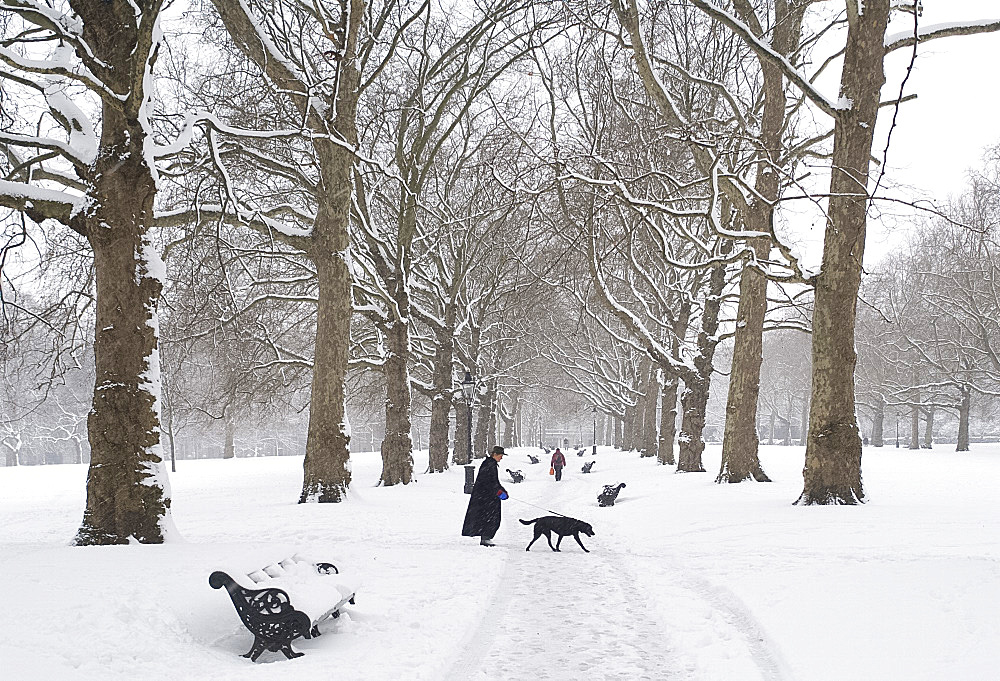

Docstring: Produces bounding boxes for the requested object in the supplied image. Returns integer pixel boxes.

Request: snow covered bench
[209,554,356,661]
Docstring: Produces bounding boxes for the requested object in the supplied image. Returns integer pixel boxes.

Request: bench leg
[244,637,267,662]
[279,642,305,660]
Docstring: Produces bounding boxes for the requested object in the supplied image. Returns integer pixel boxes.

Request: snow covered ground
[2,443,998,681]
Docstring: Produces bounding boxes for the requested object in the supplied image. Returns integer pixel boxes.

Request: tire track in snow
[441,546,517,681]
[621,549,794,681]
[675,571,793,681]
[444,471,686,681]
[444,468,790,681]
[444,545,686,681]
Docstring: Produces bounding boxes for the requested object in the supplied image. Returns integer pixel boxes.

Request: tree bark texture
[224,415,235,459]
[657,374,678,465]
[677,262,726,473]
[209,0,365,502]
[797,0,890,505]
[297,0,366,502]
[621,404,636,451]
[719,0,805,484]
[76,125,172,545]
[425,299,457,473]
[453,400,473,465]
[71,0,174,545]
[641,367,658,457]
[921,406,934,449]
[474,381,495,458]
[909,400,920,450]
[956,388,970,452]
[380,319,414,486]
[427,393,452,473]
[300,258,353,502]
[871,395,885,447]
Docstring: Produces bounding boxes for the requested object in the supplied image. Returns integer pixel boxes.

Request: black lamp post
[592,406,598,457]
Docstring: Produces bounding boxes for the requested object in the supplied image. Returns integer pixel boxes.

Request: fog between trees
[2,0,1000,544]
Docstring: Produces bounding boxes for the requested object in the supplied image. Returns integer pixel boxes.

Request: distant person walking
[462,446,509,546]
[551,447,566,481]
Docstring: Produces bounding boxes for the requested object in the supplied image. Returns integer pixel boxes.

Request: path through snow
[444,473,789,681]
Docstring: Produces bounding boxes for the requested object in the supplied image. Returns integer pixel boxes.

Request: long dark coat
[461,456,506,538]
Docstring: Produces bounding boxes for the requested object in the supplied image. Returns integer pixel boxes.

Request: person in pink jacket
[551,448,567,481]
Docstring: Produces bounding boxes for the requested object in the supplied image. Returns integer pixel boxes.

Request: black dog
[597,483,626,507]
[520,516,595,552]
[527,454,540,464]
[507,469,525,484]
[581,461,595,473]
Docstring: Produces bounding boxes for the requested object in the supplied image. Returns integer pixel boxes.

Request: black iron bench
[598,482,626,506]
[209,555,356,661]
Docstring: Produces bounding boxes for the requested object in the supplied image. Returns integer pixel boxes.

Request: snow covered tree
[195,0,372,503]
[1,0,176,542]
[687,0,1000,503]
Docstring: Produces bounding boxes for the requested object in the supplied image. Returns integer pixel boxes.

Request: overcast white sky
[781,1,1000,268]
[867,1,1000,258]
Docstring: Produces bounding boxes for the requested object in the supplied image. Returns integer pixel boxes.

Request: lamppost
[592,406,598,457]
[462,371,475,493]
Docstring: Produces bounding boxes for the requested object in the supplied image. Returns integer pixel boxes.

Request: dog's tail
[519,518,542,525]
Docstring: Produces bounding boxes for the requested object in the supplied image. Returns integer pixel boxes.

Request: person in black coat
[462,445,508,546]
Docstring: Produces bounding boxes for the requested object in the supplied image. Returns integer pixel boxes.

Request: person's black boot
[480,539,496,547]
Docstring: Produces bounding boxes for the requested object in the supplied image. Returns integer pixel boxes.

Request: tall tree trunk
[300,255,353,502]
[380,319,414,486]
[956,387,970,452]
[223,414,235,459]
[622,404,636,451]
[718,0,804,484]
[474,381,495,458]
[501,408,515,448]
[428,390,451,473]
[871,395,885,447]
[799,392,809,446]
[676,379,707,473]
[797,1,889,505]
[921,406,934,449]
[909,398,920,450]
[294,0,365,501]
[427,312,456,473]
[3,435,20,467]
[641,367,658,457]
[657,373,678,465]
[784,393,793,445]
[453,399,473,465]
[512,400,521,447]
[678,259,726,473]
[76,116,172,545]
[614,415,623,450]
